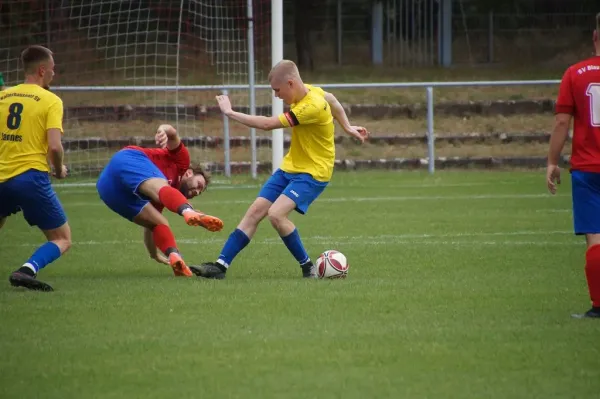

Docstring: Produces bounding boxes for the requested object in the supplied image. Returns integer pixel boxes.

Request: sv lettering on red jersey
[556,56,600,172]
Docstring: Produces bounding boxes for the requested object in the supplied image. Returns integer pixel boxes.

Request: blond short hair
[268,60,300,83]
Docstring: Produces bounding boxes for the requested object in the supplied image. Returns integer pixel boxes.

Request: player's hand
[215,95,233,115]
[155,129,169,148]
[158,124,177,138]
[546,164,561,194]
[53,165,68,179]
[347,126,370,144]
[151,253,170,265]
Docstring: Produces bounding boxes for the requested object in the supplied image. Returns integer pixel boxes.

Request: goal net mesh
[0,0,272,180]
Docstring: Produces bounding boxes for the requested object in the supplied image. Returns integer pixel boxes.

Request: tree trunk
[294,0,314,71]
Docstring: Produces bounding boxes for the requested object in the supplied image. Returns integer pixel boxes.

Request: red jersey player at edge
[96,124,224,277]
[547,12,600,319]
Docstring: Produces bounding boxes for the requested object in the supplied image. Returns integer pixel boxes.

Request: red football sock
[585,244,600,307]
[152,224,178,255]
[158,186,190,214]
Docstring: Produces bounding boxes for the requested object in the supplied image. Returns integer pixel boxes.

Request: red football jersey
[125,143,191,189]
[555,56,600,172]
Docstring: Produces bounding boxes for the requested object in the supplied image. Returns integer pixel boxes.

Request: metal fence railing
[53,79,561,177]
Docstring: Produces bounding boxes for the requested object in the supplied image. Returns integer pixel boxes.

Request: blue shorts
[0,169,67,230]
[96,149,166,221]
[571,170,600,235]
[258,169,328,214]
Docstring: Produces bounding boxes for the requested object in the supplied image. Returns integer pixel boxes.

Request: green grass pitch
[1,170,599,399]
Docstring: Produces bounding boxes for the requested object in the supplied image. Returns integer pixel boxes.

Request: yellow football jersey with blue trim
[0,84,64,182]
[277,84,335,182]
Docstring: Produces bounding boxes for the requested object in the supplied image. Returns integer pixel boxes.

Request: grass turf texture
[1,170,599,399]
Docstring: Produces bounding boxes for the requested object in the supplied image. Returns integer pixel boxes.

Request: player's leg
[102,148,222,231]
[191,198,272,279]
[9,224,70,292]
[218,197,272,262]
[191,170,289,279]
[571,170,600,318]
[132,204,192,277]
[0,180,12,231]
[6,170,71,292]
[97,165,193,277]
[581,233,600,318]
[268,173,328,278]
[268,195,310,273]
[137,177,223,232]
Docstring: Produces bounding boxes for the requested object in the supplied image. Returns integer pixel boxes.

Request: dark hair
[21,45,53,74]
[597,12,600,31]
[190,163,211,187]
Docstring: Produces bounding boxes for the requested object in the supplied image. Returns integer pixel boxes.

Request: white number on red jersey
[586,83,600,127]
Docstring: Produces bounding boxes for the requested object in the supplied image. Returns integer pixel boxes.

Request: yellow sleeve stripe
[278,113,291,127]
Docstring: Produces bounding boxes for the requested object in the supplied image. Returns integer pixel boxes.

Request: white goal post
[271,0,284,175]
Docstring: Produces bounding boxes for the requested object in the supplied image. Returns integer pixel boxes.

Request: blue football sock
[281,228,310,265]
[24,242,61,274]
[218,229,250,268]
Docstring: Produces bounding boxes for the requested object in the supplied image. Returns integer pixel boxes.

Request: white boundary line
[52,180,536,191]
[60,192,569,207]
[52,179,240,188]
[54,184,261,193]
[1,240,582,248]
[0,231,580,248]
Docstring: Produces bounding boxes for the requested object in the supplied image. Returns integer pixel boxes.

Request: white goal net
[1,0,273,180]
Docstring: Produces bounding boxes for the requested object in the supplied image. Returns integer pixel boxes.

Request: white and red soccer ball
[316,250,349,279]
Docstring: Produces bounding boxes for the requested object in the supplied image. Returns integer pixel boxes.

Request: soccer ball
[316,250,349,279]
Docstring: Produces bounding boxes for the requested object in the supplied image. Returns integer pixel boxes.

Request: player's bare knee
[267,208,285,228]
[138,178,169,203]
[133,204,169,229]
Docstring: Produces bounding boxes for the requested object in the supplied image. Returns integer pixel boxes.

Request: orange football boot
[168,252,193,277]
[183,210,224,232]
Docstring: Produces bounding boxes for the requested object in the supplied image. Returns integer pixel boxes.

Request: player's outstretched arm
[324,92,369,144]
[546,113,572,194]
[155,124,180,150]
[216,95,283,131]
[143,227,169,265]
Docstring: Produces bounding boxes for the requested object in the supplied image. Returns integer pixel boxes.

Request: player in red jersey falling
[96,124,223,277]
[547,12,600,318]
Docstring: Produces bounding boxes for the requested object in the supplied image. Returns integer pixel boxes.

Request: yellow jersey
[0,84,64,182]
[277,84,335,182]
